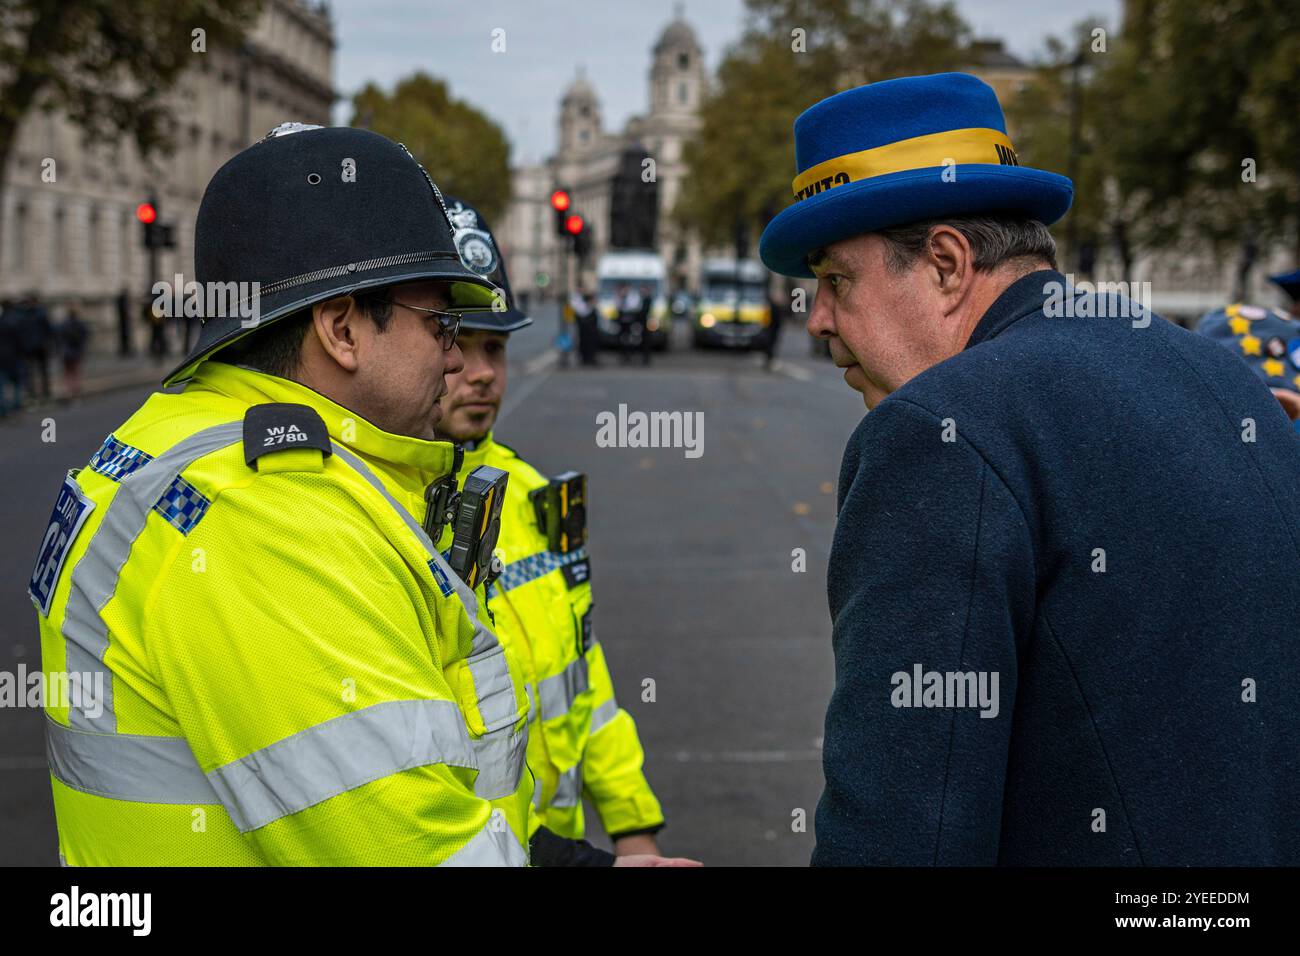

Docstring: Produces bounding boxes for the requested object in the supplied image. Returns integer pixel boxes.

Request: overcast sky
[328,0,1121,166]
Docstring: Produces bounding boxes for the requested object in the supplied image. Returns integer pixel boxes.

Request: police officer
[31,124,541,865]
[434,199,695,864]
[1196,301,1300,428]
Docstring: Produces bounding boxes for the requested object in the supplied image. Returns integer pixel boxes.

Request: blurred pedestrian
[761,72,1300,866]
[116,287,133,357]
[17,292,52,402]
[0,299,23,417]
[58,307,90,401]
[615,283,638,365]
[145,293,167,362]
[763,284,785,370]
[634,283,653,366]
[573,289,599,366]
[556,293,575,368]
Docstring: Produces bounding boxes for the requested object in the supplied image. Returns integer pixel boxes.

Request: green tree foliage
[351,73,512,222]
[0,0,259,244]
[675,0,970,249]
[1005,22,1115,271]
[1014,0,1300,270]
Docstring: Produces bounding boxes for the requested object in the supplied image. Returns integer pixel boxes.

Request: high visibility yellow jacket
[32,361,533,866]
[456,434,663,840]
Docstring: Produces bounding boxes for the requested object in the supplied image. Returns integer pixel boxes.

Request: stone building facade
[0,0,335,350]
[500,11,707,299]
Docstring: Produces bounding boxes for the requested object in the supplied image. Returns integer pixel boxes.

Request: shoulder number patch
[29,473,96,616]
[244,403,332,470]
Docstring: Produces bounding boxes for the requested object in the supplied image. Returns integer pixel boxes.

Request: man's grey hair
[875,215,1057,273]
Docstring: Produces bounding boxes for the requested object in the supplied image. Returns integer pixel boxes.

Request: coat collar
[188,361,460,495]
[458,432,497,471]
[964,268,1063,350]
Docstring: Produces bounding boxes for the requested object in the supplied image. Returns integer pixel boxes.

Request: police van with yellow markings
[691,258,771,350]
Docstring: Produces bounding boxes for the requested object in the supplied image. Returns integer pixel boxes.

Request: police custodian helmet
[164,123,503,386]
[442,196,532,333]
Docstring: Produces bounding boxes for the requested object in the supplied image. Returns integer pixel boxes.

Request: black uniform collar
[964,268,1064,351]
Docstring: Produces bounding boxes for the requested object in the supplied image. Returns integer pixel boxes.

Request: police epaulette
[243,403,333,470]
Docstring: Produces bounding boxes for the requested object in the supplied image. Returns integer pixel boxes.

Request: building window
[677,82,688,104]
[580,129,589,144]
[678,52,689,70]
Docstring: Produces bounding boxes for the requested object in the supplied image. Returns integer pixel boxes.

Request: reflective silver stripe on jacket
[49,698,481,834]
[47,717,219,804]
[330,444,526,800]
[61,423,244,732]
[588,697,620,735]
[550,762,583,808]
[538,655,590,722]
[440,814,529,867]
[207,699,476,832]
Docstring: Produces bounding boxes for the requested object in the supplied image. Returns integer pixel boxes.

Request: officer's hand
[612,854,703,867]
[613,834,661,857]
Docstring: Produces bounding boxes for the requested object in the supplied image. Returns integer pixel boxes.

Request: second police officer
[434,198,689,862]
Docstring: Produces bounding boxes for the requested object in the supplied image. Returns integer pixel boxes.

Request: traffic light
[566,213,591,258]
[550,188,572,236]
[138,197,176,249]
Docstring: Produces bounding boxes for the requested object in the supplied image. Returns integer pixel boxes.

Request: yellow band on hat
[791,127,1019,201]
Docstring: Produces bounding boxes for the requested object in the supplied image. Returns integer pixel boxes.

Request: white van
[595,250,671,350]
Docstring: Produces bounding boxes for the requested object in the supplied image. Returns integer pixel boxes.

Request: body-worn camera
[423,459,509,590]
[529,471,587,553]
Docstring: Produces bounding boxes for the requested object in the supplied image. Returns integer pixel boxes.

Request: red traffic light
[135,202,157,224]
[550,189,571,212]
[564,213,585,235]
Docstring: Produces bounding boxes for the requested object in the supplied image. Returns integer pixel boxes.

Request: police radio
[422,453,509,590]
[529,471,587,553]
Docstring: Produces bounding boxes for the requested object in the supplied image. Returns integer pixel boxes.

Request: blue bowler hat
[1268,269,1300,303]
[759,73,1074,278]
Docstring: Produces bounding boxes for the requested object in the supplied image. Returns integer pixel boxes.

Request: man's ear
[311,295,362,372]
[924,225,975,308]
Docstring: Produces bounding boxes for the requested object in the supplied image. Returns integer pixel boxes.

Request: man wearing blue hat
[760,73,1300,866]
